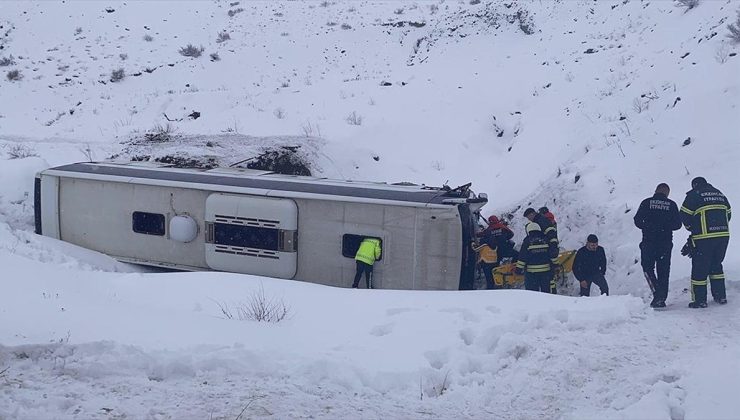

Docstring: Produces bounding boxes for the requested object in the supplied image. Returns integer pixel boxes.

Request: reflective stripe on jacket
[355,238,382,265]
[680,184,731,241]
[516,233,553,273]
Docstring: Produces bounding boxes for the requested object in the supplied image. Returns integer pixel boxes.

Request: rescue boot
[688,301,708,309]
[714,297,728,305]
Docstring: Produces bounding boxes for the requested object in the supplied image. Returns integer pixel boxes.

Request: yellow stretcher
[492,250,576,289]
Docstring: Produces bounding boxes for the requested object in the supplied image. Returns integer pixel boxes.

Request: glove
[551,260,560,273]
[680,239,694,258]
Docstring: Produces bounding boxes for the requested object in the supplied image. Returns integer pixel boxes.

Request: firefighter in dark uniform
[524,208,559,293]
[680,177,731,308]
[633,183,682,308]
[515,223,559,293]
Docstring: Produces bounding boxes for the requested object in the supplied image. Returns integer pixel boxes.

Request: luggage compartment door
[205,193,298,278]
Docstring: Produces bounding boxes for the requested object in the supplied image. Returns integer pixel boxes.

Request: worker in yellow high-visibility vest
[352,238,382,289]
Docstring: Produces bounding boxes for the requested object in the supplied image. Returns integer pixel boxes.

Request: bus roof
[43,161,480,206]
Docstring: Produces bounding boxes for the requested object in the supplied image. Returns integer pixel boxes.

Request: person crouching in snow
[515,223,556,293]
[352,238,381,289]
[573,234,609,296]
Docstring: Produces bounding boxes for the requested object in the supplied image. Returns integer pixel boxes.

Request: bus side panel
[204,193,298,279]
[414,207,463,290]
[58,177,209,269]
[379,205,417,290]
[292,199,418,289]
[40,175,60,239]
[292,199,371,288]
[292,199,461,290]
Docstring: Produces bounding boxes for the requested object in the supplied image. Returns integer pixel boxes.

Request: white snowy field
[1,0,739,418]
[2,249,739,419]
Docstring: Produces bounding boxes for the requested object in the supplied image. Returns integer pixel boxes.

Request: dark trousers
[690,237,729,303]
[481,262,498,290]
[352,261,374,289]
[525,271,551,293]
[640,241,673,302]
[579,274,609,296]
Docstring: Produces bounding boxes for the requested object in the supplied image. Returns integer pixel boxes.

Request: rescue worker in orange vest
[480,215,517,262]
[471,237,499,289]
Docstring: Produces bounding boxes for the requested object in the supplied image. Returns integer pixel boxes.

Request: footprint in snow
[369,323,394,337]
[424,349,449,370]
[655,373,680,384]
[459,328,476,346]
[386,307,418,316]
[439,308,481,322]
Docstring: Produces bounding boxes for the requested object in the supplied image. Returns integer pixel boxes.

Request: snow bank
[0,251,650,418]
[3,251,740,418]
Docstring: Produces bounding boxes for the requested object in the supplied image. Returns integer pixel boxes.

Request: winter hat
[538,207,549,214]
[587,234,599,243]
[691,177,707,189]
[488,215,500,224]
[523,208,536,218]
[526,223,541,234]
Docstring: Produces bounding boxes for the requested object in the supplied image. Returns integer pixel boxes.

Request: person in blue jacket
[573,234,609,297]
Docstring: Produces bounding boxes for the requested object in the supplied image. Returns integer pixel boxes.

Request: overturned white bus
[34,161,487,290]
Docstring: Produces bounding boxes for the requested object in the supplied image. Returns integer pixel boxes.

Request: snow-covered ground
[1,0,739,418]
[2,252,740,419]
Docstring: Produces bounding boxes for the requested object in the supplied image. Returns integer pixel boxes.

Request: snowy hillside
[1,0,739,418]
